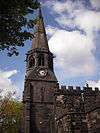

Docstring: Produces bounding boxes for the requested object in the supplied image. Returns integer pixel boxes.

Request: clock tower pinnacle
[23,7,58,133]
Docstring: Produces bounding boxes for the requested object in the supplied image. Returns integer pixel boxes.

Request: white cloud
[46,25,59,37]
[0,69,19,99]
[87,80,100,89]
[44,0,100,78]
[90,0,100,9]
[55,15,75,28]
[75,11,100,35]
[44,0,100,35]
[0,70,17,78]
[51,1,73,14]
[49,30,97,77]
[44,0,85,14]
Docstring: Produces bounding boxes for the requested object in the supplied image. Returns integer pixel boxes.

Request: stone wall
[54,86,100,133]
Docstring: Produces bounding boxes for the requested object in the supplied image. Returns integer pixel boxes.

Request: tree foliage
[0,0,40,56]
[0,97,22,133]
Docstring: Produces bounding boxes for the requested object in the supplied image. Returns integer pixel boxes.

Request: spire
[32,7,49,51]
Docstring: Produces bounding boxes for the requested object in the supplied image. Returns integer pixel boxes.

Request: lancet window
[29,56,35,68]
[38,54,44,66]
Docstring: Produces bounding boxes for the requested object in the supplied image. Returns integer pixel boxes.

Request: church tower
[23,8,58,133]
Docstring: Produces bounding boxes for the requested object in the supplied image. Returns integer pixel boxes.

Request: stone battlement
[55,85,100,113]
[59,85,99,93]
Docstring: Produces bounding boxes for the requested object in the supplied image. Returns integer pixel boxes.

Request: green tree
[0,0,40,56]
[0,97,22,133]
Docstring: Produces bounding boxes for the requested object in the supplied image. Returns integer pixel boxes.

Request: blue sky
[0,0,100,99]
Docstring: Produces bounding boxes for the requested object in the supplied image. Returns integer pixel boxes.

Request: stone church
[22,8,100,133]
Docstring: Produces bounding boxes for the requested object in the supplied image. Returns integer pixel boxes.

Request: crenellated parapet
[55,86,84,111]
[83,87,100,112]
[83,86,99,94]
[55,85,100,111]
[55,85,99,96]
[55,86,86,133]
[54,85,100,133]
[60,85,81,95]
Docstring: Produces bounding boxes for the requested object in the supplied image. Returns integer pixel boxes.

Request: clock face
[38,69,47,77]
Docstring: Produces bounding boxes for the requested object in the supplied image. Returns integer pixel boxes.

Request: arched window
[38,54,44,66]
[29,56,35,68]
